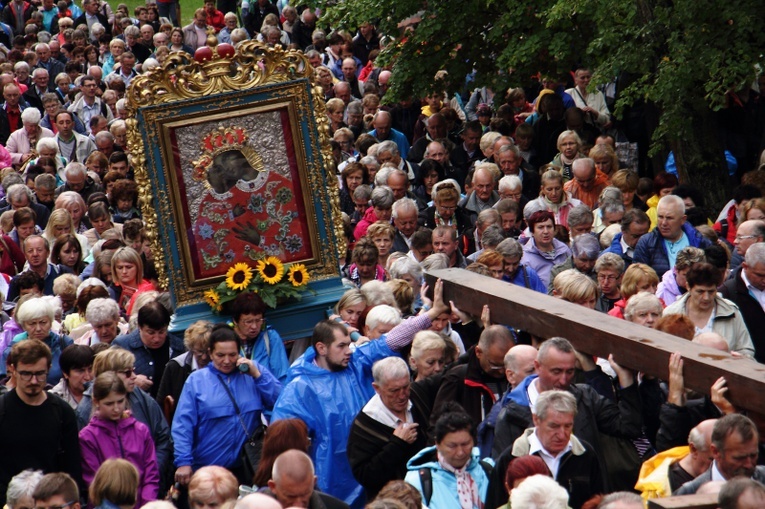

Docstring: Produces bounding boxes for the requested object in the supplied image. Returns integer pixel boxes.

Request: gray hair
[6,184,34,204]
[431,179,461,202]
[2,173,24,192]
[372,356,410,385]
[64,162,87,179]
[534,389,577,420]
[597,492,642,509]
[346,100,363,115]
[623,291,662,322]
[675,246,706,270]
[21,107,41,124]
[410,331,446,360]
[567,204,594,229]
[16,297,55,325]
[657,194,686,215]
[6,470,44,508]
[498,175,522,192]
[481,225,505,249]
[476,208,500,229]
[231,28,249,43]
[388,256,423,281]
[370,186,394,209]
[688,424,711,451]
[598,186,622,204]
[365,304,402,332]
[377,140,399,158]
[94,131,114,145]
[745,242,765,267]
[600,200,625,217]
[510,475,569,509]
[36,137,59,154]
[360,280,396,307]
[522,199,546,221]
[85,298,121,325]
[497,143,521,158]
[496,238,523,259]
[537,337,574,362]
[374,166,393,187]
[571,234,600,259]
[594,252,625,274]
[391,197,417,218]
[421,253,449,271]
[123,25,140,37]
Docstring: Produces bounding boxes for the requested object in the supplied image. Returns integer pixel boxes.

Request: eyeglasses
[735,235,758,241]
[241,317,264,328]
[439,205,458,211]
[117,367,136,377]
[16,370,48,381]
[34,501,76,509]
[597,274,619,282]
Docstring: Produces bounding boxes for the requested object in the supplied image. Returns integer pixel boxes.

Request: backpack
[418,459,493,507]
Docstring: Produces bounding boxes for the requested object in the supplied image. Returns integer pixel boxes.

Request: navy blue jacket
[632,223,711,276]
[112,329,186,387]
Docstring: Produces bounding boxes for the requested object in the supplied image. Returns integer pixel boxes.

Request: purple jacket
[79,415,159,507]
[656,268,683,306]
[520,238,571,288]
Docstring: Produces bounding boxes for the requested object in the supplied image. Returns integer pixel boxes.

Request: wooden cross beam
[424,269,765,414]
[647,493,718,509]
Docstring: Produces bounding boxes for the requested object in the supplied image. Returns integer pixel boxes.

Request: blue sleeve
[264,328,289,384]
[252,360,282,410]
[171,377,198,468]
[146,395,172,471]
[632,237,649,265]
[529,270,547,294]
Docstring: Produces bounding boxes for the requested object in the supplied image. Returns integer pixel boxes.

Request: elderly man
[563,158,610,209]
[377,141,417,182]
[676,414,765,494]
[486,337,643,509]
[347,357,428,499]
[497,238,546,292]
[509,390,602,509]
[23,68,50,112]
[432,225,467,268]
[54,110,96,164]
[340,58,363,99]
[636,419,716,498]
[460,164,499,227]
[595,252,625,312]
[0,83,27,144]
[720,242,765,362]
[183,8,210,52]
[6,108,54,168]
[34,43,65,90]
[0,183,50,228]
[567,204,595,238]
[68,76,113,133]
[718,478,765,509]
[391,197,419,253]
[633,195,712,277]
[369,111,410,160]
[55,162,102,201]
[354,185,393,239]
[291,8,316,50]
[264,451,350,509]
[73,0,110,39]
[602,209,651,267]
[548,233,600,294]
[730,219,765,271]
[8,235,72,299]
[94,131,116,157]
[496,144,540,200]
[407,112,447,164]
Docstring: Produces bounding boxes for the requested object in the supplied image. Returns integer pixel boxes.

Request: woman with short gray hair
[6,469,44,509]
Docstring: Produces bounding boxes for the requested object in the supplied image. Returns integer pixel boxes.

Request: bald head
[693,332,730,352]
[235,494,282,509]
[272,450,314,484]
[504,344,537,388]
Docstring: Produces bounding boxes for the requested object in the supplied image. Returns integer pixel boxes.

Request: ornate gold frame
[125,40,345,308]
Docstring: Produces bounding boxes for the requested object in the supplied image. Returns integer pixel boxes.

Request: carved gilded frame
[124,41,344,309]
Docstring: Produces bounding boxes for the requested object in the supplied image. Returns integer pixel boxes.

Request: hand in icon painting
[232,221,262,246]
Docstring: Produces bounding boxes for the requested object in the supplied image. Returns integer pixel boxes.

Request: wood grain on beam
[647,493,718,509]
[424,268,765,414]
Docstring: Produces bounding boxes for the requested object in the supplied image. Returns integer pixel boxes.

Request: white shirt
[620,236,634,259]
[528,430,572,479]
[362,393,413,428]
[742,269,765,311]
[711,461,726,482]
[527,378,541,414]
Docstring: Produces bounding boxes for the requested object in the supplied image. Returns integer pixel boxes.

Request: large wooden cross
[424,269,765,414]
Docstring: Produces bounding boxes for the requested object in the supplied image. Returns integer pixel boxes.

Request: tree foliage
[319,0,765,205]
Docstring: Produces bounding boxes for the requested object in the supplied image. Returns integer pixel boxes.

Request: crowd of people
[0,1,763,509]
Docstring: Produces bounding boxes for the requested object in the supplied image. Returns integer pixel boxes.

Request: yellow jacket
[634,445,689,500]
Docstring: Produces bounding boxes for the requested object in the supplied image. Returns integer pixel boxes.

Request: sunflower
[203,289,220,308]
[287,263,310,287]
[225,262,254,291]
[257,256,284,284]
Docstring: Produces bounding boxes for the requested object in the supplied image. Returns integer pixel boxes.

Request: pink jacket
[79,415,159,507]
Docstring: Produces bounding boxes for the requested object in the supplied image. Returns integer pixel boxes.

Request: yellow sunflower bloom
[203,289,220,308]
[225,262,254,291]
[287,264,310,287]
[257,256,284,284]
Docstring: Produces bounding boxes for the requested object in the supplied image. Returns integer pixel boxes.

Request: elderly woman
[84,201,123,248]
[624,292,663,328]
[172,324,282,485]
[2,296,73,384]
[55,191,90,235]
[363,304,402,339]
[656,246,707,306]
[326,97,346,136]
[354,185,394,239]
[529,169,583,227]
[552,269,599,309]
[112,300,185,397]
[156,320,213,422]
[65,283,108,337]
[339,162,368,215]
[76,297,129,346]
[345,237,385,287]
[551,130,584,182]
[6,108,54,168]
[609,263,660,319]
[76,348,172,475]
[663,262,754,356]
[521,210,571,288]
[588,143,620,179]
[367,221,396,268]
[6,470,44,509]
[51,344,94,408]
[408,330,446,382]
[419,181,470,237]
[188,466,239,509]
[230,292,289,384]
